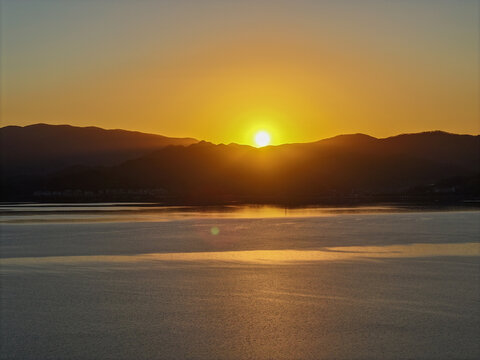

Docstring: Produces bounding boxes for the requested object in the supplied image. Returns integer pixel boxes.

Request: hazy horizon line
[2,122,479,147]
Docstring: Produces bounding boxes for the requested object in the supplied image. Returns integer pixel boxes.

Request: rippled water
[1,204,479,359]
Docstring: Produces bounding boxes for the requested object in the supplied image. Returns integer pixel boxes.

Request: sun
[254,131,271,147]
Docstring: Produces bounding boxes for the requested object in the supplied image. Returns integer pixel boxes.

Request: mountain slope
[0,123,198,176]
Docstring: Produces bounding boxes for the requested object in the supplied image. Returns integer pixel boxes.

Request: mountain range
[1,124,479,203]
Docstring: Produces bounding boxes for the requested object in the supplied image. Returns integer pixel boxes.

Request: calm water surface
[1,204,479,359]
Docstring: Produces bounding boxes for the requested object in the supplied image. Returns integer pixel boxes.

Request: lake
[1,204,479,359]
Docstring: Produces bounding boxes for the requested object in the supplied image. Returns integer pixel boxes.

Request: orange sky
[1,0,478,145]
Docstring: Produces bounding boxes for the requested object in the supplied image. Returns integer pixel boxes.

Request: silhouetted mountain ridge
[1,127,478,203]
[0,123,198,176]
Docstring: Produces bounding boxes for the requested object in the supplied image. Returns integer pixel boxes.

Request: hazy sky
[1,0,478,144]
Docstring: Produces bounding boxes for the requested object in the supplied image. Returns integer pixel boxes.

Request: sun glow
[254,131,271,147]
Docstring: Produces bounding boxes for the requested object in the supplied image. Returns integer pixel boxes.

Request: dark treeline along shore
[1,124,479,204]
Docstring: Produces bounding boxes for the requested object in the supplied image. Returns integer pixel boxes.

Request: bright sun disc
[254,131,271,147]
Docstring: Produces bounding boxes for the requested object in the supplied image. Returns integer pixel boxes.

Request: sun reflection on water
[2,243,478,267]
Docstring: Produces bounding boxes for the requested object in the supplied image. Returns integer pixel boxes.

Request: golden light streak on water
[2,243,478,267]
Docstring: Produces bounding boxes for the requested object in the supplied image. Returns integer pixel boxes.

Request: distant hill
[5,130,477,203]
[0,124,198,176]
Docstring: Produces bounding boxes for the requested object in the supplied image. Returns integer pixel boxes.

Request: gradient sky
[1,0,479,145]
